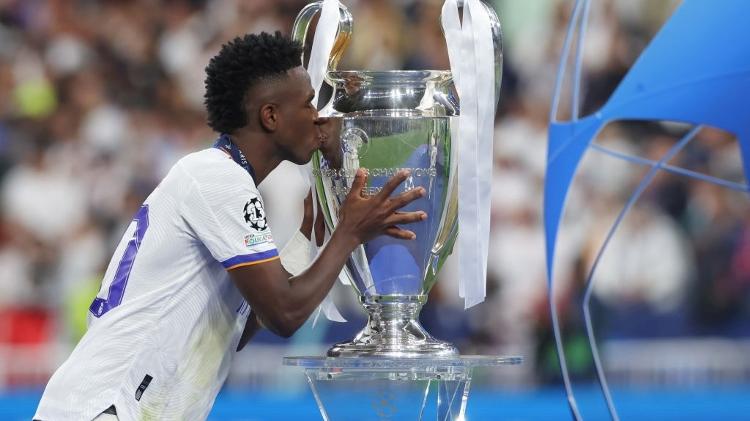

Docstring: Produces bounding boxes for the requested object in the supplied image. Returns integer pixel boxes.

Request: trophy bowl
[312,70,460,357]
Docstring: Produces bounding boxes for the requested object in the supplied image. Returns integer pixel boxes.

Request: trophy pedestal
[283,356,522,421]
[327,298,459,358]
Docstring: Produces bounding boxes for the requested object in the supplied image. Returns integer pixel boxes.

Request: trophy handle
[482,2,504,107]
[442,0,504,107]
[291,1,353,72]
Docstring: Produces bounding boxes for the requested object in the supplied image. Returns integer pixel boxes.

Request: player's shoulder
[178,147,238,174]
[174,148,257,189]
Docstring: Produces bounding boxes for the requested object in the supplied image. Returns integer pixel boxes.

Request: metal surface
[291,1,353,71]
[314,70,459,357]
[292,1,503,358]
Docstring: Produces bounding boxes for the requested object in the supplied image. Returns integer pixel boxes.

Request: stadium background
[0,0,748,419]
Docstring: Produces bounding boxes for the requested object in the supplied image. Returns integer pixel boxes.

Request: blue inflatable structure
[545,1,750,419]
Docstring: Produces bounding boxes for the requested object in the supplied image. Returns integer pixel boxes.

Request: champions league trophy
[283,2,520,419]
[295,0,500,359]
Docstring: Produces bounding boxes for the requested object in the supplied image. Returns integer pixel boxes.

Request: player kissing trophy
[293,0,502,357]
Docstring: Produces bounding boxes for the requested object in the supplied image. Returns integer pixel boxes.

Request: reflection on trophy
[313,71,463,357]
[293,0,503,358]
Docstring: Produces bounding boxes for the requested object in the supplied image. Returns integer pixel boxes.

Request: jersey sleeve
[179,163,279,270]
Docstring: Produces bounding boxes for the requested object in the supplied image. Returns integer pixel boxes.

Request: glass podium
[283,356,522,421]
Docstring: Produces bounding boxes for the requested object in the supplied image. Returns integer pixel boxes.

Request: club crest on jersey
[243,195,268,231]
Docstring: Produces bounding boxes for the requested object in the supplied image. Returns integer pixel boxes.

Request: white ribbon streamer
[307,0,339,105]
[302,0,347,326]
[441,0,496,308]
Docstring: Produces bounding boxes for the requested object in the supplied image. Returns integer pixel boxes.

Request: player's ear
[259,103,278,132]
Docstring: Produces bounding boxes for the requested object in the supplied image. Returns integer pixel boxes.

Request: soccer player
[34,32,426,421]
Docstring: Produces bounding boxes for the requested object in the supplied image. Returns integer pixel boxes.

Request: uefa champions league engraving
[293,1,502,358]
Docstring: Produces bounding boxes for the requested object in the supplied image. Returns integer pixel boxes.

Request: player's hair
[204,31,303,134]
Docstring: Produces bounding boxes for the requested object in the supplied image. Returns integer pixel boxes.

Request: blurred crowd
[0,0,748,389]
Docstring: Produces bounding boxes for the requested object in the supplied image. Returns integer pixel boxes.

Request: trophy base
[283,356,523,421]
[327,296,459,358]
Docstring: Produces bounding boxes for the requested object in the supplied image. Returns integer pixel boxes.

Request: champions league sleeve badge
[243,196,268,231]
[243,195,273,247]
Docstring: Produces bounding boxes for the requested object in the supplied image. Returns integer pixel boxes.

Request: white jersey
[35,148,280,421]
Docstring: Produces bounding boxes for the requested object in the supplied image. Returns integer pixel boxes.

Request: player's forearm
[278,229,358,330]
[230,171,424,338]
[228,230,356,338]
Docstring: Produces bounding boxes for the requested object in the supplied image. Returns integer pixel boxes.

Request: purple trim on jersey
[90,205,150,318]
[222,249,279,269]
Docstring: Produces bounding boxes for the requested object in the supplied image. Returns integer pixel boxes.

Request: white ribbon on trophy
[441,0,495,308]
[302,0,347,326]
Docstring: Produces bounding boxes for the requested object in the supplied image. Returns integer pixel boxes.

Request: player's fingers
[347,168,368,199]
[375,170,410,202]
[383,211,427,226]
[384,226,417,240]
[386,187,426,212]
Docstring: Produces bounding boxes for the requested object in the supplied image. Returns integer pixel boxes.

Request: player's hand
[301,190,326,247]
[335,169,426,245]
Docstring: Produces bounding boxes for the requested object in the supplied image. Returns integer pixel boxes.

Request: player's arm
[235,192,322,351]
[227,169,425,338]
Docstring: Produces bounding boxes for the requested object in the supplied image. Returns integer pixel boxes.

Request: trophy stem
[327,295,459,358]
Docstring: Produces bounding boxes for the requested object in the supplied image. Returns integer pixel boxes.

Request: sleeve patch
[244,232,274,247]
[243,195,269,231]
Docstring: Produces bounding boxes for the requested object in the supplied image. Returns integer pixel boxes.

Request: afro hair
[204,31,303,134]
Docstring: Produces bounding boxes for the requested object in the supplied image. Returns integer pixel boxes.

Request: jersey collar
[213,134,257,184]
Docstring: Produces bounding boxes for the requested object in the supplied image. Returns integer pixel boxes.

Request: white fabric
[280,229,314,276]
[303,0,348,325]
[259,160,310,249]
[307,0,339,105]
[441,0,495,308]
[35,148,278,421]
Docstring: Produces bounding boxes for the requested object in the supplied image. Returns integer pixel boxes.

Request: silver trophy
[293,1,502,358]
